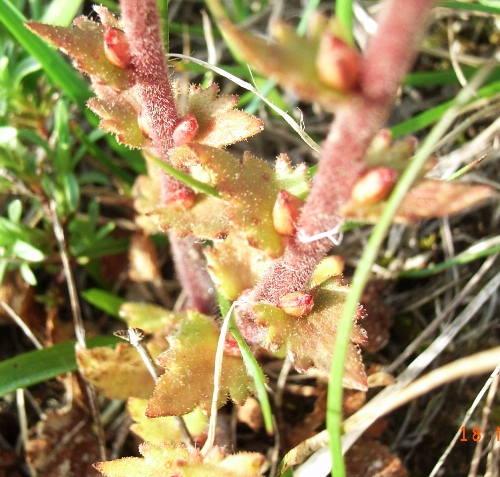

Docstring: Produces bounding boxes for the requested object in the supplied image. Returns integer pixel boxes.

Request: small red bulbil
[351,167,398,205]
[277,291,314,317]
[104,26,131,69]
[173,113,199,147]
[272,190,304,236]
[316,32,362,93]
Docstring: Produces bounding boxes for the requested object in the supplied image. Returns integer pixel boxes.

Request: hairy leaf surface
[146,310,254,417]
[213,17,351,110]
[205,232,272,301]
[76,342,158,400]
[26,16,131,90]
[185,145,309,257]
[343,179,496,224]
[128,398,208,446]
[254,278,367,391]
[95,442,264,477]
[182,83,264,147]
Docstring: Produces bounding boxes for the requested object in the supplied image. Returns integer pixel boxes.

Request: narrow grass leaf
[327,65,495,477]
[147,155,221,198]
[228,314,274,436]
[81,288,125,318]
[440,1,500,14]
[218,293,274,436]
[0,0,91,109]
[391,79,500,138]
[399,238,500,278]
[0,335,120,397]
[41,0,85,26]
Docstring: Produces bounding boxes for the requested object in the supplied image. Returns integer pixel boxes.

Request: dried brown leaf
[26,407,101,477]
[345,439,407,477]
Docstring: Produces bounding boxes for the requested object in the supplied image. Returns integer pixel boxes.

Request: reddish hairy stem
[242,0,434,328]
[120,0,178,157]
[119,0,216,314]
[169,234,216,315]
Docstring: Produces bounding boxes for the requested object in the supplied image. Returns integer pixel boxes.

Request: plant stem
[169,234,216,315]
[120,0,178,158]
[240,0,436,471]
[119,0,216,314]
[245,0,435,314]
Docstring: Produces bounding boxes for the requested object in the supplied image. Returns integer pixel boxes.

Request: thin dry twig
[387,252,498,373]
[50,200,106,461]
[467,371,500,477]
[114,327,194,448]
[430,362,500,477]
[291,346,500,474]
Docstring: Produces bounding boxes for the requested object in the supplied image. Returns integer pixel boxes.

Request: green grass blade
[440,1,500,14]
[335,0,354,44]
[404,66,500,87]
[391,79,500,138]
[0,0,91,110]
[81,288,125,318]
[41,0,84,26]
[0,335,120,397]
[0,0,146,173]
[218,293,274,436]
[399,239,500,279]
[147,155,221,198]
[72,125,136,185]
[228,314,274,436]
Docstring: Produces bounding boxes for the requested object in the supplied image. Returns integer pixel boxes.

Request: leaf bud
[272,190,304,236]
[104,26,131,69]
[316,32,362,93]
[277,291,314,317]
[163,185,196,210]
[351,167,398,205]
[173,113,199,147]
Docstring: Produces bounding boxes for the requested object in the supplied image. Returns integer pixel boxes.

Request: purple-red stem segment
[244,0,435,319]
[119,0,216,314]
